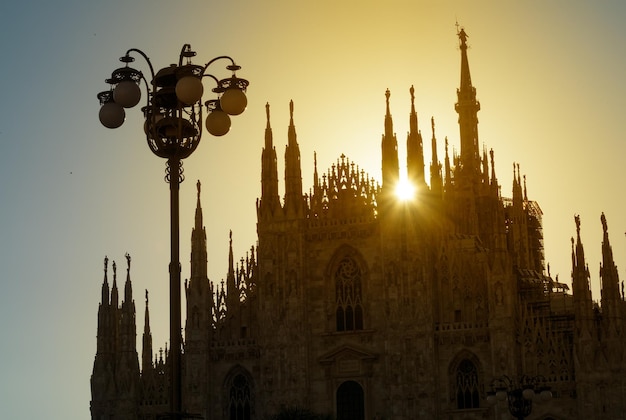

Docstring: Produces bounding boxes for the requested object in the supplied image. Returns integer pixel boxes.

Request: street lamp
[97,44,249,419]
[486,375,552,420]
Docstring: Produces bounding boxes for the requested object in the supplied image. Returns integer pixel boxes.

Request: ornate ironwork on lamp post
[97,44,249,419]
[486,375,552,420]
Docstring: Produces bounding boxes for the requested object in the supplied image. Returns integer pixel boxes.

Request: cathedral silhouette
[91,29,626,420]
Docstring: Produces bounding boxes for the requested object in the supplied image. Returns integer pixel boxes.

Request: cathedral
[91,29,626,419]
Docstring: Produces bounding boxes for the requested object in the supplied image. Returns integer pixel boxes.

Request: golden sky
[1,1,625,417]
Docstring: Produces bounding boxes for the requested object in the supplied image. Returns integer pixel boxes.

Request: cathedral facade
[91,29,626,420]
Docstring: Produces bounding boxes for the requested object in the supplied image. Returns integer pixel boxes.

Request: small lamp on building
[486,375,552,420]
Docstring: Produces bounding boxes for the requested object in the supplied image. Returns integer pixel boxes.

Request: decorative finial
[601,212,608,233]
[575,214,581,235]
[229,229,233,245]
[197,180,201,196]
[289,100,294,120]
[410,85,415,103]
[145,289,149,304]
[265,102,270,124]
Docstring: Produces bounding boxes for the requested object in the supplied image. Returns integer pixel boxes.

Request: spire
[429,117,443,196]
[381,89,399,192]
[195,180,203,230]
[123,253,133,304]
[313,151,319,192]
[310,151,322,216]
[482,147,489,185]
[572,215,594,334]
[120,253,137,355]
[284,100,304,217]
[385,89,394,137]
[226,230,237,311]
[600,213,622,322]
[101,256,110,306]
[457,25,473,93]
[92,256,116,408]
[512,163,523,204]
[489,149,497,187]
[142,290,153,372]
[406,85,425,188]
[431,118,438,163]
[454,25,481,178]
[96,256,112,355]
[111,260,119,309]
[185,186,213,354]
[444,137,451,187]
[523,175,528,201]
[574,216,590,293]
[190,180,208,284]
[259,102,282,219]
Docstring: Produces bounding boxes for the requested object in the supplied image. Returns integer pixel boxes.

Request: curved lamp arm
[124,48,156,81]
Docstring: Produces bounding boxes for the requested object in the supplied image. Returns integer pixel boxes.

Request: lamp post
[486,375,552,420]
[97,44,249,419]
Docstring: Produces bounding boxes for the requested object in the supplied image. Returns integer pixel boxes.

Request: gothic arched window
[455,359,480,409]
[335,256,363,332]
[228,373,252,420]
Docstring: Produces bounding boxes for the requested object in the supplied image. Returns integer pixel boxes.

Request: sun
[395,179,416,201]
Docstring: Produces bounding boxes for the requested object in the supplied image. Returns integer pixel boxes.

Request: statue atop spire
[458,27,469,48]
[385,89,391,115]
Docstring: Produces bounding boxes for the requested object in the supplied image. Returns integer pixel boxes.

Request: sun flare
[395,179,416,201]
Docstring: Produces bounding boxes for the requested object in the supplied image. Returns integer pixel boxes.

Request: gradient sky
[1,1,625,417]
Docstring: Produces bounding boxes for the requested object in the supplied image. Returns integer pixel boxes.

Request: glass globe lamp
[175,75,204,105]
[99,101,126,129]
[220,87,247,115]
[522,387,535,400]
[206,108,231,136]
[113,80,142,108]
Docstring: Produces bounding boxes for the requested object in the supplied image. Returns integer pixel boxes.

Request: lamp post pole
[169,156,182,416]
[98,45,249,419]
